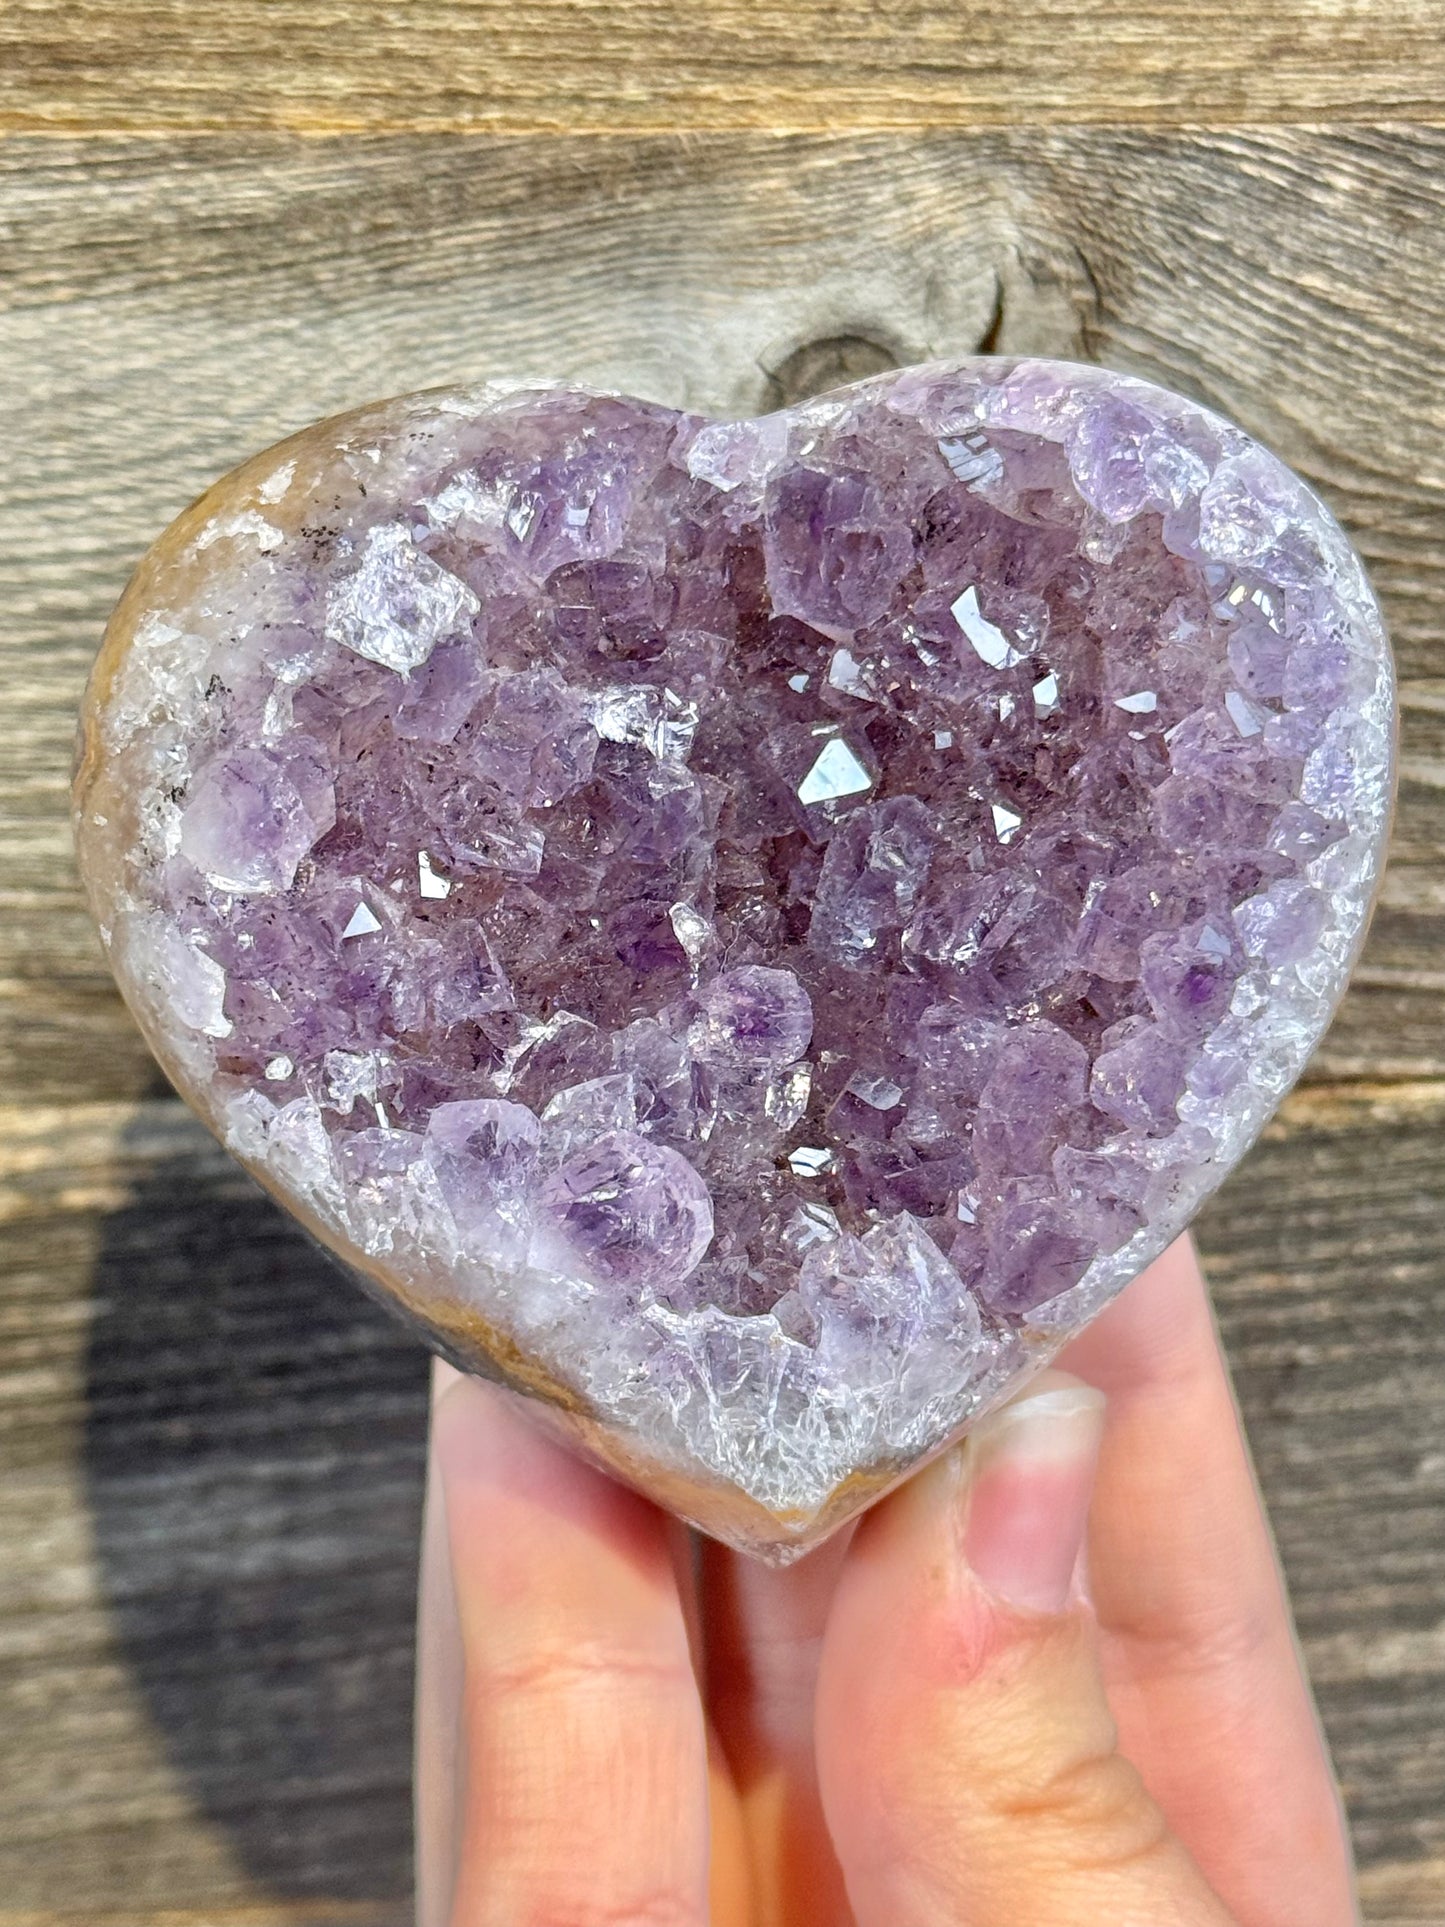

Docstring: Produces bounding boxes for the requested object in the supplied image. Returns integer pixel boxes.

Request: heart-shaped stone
[74,358,1394,1559]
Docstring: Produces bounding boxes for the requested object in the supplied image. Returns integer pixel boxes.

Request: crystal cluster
[74,358,1394,1556]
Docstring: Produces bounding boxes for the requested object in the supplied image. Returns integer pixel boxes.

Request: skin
[414,1235,1360,1926]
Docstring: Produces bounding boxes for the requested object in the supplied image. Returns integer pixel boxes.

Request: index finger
[1059,1235,1358,1927]
[423,1368,714,1927]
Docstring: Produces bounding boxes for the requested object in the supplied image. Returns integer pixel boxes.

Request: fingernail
[961,1372,1107,1614]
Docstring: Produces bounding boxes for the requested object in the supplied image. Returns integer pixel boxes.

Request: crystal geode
[74,358,1394,1558]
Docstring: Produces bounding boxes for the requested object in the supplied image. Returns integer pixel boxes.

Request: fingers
[1059,1236,1358,1926]
[700,1531,855,1927]
[420,1368,712,1927]
[816,1372,1236,1927]
[670,1524,757,1927]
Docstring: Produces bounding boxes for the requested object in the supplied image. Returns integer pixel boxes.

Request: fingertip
[429,1381,711,1926]
[1054,1239,1357,1925]
[429,1370,538,1532]
[1059,1232,1217,1401]
[961,1373,1106,1616]
[816,1373,1232,1926]
[430,1353,463,1398]
[848,1369,1106,1605]
[431,1373,678,1610]
[824,1372,1107,1740]
[428,1366,519,1479]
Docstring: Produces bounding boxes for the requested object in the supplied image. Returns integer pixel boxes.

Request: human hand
[414,1235,1358,1926]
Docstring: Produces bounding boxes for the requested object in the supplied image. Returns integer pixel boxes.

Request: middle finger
[701,1532,856,1927]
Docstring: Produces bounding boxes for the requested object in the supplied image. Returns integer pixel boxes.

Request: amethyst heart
[73,358,1394,1558]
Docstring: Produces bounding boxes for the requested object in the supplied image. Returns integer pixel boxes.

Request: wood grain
[2,112,1444,1923]
[0,1099,428,1922]
[4,0,1445,135]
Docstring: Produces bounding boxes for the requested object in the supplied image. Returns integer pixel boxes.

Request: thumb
[815,1372,1236,1927]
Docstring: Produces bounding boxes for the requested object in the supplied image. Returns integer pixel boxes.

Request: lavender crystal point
[75,358,1395,1559]
[537,1132,714,1292]
[690,967,814,1068]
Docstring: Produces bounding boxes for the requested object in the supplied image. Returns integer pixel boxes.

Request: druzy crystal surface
[75,358,1394,1556]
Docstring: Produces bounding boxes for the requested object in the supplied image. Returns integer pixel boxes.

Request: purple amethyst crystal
[690,967,814,1068]
[536,1132,714,1293]
[74,358,1394,1558]
[424,1098,540,1267]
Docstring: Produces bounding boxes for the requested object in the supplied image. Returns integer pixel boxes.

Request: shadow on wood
[83,1103,428,1908]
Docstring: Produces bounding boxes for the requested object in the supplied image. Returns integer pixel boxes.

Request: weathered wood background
[2,7,1445,1923]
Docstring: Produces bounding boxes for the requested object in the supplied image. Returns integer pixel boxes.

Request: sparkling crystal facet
[74,358,1395,1559]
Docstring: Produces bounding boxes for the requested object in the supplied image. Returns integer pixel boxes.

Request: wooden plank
[4,129,1445,1102]
[0,1100,427,1918]
[4,0,1445,136]
[1206,1087,1445,1882]
[3,1087,1443,1911]
[0,1910,402,1927]
[1359,1859,1445,1927]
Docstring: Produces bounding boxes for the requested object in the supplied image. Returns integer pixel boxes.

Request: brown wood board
[4,0,1445,134]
